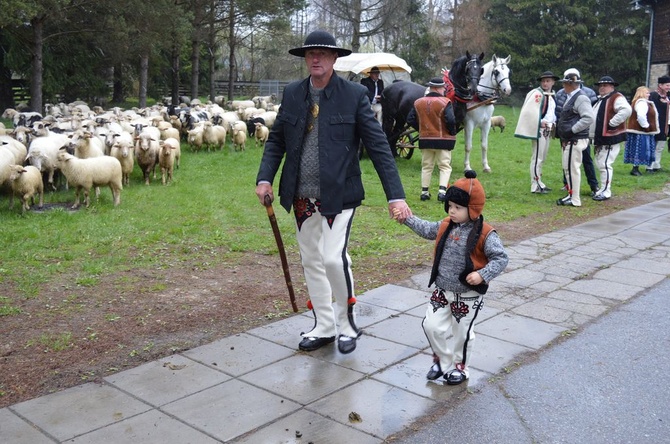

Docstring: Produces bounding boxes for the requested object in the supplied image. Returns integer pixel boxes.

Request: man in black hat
[556,70,595,207]
[649,75,670,172]
[361,66,384,105]
[406,77,457,202]
[588,76,631,201]
[514,71,559,194]
[256,30,412,355]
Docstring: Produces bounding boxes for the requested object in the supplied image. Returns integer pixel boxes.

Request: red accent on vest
[434,217,493,270]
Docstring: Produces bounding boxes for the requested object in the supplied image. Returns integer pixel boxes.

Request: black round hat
[595,75,619,87]
[537,71,559,81]
[288,30,352,57]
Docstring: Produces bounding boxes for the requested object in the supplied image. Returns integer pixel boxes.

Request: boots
[630,166,642,176]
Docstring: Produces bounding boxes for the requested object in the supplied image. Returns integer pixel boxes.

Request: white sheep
[69,130,105,159]
[27,122,70,190]
[159,126,180,142]
[254,122,269,147]
[10,126,32,147]
[158,138,178,185]
[2,108,43,128]
[187,125,205,152]
[56,149,122,208]
[256,110,277,129]
[0,138,28,199]
[490,115,506,133]
[8,164,44,213]
[226,100,255,111]
[232,126,247,151]
[134,131,159,185]
[110,135,135,186]
[202,121,226,151]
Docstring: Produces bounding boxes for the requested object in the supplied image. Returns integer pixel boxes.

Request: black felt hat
[427,77,446,87]
[288,30,352,57]
[537,71,559,81]
[595,76,619,87]
[658,75,670,84]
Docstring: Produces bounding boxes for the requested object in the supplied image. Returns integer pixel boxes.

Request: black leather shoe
[445,369,467,385]
[420,193,431,201]
[541,186,552,192]
[337,335,357,354]
[426,363,443,380]
[592,194,610,201]
[556,197,575,206]
[437,193,447,202]
[299,336,335,352]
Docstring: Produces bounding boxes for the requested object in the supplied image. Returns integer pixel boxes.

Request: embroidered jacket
[591,91,631,146]
[407,92,457,150]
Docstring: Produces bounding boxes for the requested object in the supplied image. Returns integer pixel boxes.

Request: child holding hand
[396,170,508,384]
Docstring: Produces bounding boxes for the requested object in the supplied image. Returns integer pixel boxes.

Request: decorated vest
[413,94,456,150]
[626,99,659,135]
[593,92,627,146]
[557,90,589,141]
[429,216,494,294]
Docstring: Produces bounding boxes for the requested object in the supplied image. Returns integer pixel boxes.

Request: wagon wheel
[395,128,416,159]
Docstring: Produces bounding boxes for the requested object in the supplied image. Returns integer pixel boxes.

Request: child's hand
[390,203,411,223]
[465,271,484,286]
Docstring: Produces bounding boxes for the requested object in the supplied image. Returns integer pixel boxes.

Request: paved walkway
[3,198,670,443]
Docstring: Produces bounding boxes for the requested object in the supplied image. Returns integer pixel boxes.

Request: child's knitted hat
[444,170,486,220]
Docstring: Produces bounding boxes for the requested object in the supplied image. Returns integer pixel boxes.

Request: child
[397,170,508,385]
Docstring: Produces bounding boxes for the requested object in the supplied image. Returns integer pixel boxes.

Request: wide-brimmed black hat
[427,77,445,87]
[369,66,380,74]
[595,75,619,87]
[537,71,559,81]
[658,75,670,84]
[288,30,352,57]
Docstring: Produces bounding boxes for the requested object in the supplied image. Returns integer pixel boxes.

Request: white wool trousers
[422,288,483,378]
[594,143,621,198]
[561,138,589,206]
[421,149,452,191]
[650,140,666,170]
[530,133,551,192]
[294,199,358,339]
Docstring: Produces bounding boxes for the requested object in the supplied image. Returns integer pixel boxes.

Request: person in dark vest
[555,68,599,195]
[588,76,631,201]
[255,30,412,355]
[624,86,660,175]
[361,66,384,105]
[407,77,457,202]
[395,170,508,385]
[556,70,595,207]
[648,75,670,172]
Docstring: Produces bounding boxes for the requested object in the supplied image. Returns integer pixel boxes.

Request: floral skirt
[624,133,655,167]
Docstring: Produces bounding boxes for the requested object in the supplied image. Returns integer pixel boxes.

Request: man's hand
[389,200,412,223]
[256,183,273,206]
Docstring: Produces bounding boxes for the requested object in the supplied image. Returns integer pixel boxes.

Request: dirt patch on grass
[0,190,666,408]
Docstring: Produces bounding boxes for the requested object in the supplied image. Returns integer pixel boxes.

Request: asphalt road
[393,278,670,444]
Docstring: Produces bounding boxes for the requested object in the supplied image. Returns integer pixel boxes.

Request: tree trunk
[171,44,180,105]
[0,31,15,110]
[112,64,125,103]
[139,54,149,108]
[30,16,44,113]
[190,0,205,102]
[227,0,236,101]
[351,0,362,52]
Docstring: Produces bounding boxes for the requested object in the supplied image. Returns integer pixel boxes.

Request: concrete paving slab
[354,301,404,328]
[614,257,670,275]
[182,332,295,376]
[246,314,314,349]
[564,278,644,301]
[469,335,534,375]
[161,379,300,442]
[593,265,667,287]
[234,409,383,443]
[104,353,230,407]
[301,334,422,374]
[308,378,436,438]
[0,408,52,444]
[68,409,220,444]
[477,313,566,349]
[495,269,546,286]
[372,353,468,402]
[357,284,427,312]
[239,354,363,405]
[11,383,152,442]
[363,313,429,349]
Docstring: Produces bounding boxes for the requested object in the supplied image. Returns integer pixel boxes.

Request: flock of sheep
[0,95,278,213]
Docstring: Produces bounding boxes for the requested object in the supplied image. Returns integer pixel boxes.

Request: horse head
[449,52,484,102]
[490,54,512,97]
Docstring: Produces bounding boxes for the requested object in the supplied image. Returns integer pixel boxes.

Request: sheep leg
[72,187,82,209]
[83,188,91,208]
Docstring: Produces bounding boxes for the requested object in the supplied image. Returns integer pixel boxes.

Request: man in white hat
[556,70,595,207]
[589,76,631,201]
[555,68,599,195]
[256,30,412,355]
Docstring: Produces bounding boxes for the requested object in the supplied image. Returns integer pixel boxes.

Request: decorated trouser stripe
[294,198,358,339]
[422,288,483,377]
[594,143,620,198]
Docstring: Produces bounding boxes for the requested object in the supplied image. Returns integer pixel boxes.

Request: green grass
[1,106,668,304]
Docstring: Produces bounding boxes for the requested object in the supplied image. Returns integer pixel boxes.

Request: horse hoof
[483,167,492,173]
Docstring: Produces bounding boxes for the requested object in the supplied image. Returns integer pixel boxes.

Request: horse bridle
[452,56,482,101]
[478,63,510,101]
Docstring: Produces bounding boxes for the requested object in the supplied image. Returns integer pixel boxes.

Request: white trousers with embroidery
[422,288,483,377]
[594,143,621,198]
[295,200,358,339]
[562,138,589,206]
[650,140,666,170]
[530,134,551,192]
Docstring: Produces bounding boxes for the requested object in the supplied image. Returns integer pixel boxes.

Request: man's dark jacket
[256,73,405,216]
[361,76,384,103]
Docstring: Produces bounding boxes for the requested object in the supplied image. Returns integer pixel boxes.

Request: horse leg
[464,121,474,172]
[481,121,492,173]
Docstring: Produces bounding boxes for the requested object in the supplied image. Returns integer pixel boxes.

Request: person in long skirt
[624,86,660,175]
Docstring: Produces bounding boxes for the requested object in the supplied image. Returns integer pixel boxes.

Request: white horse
[463,55,512,173]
